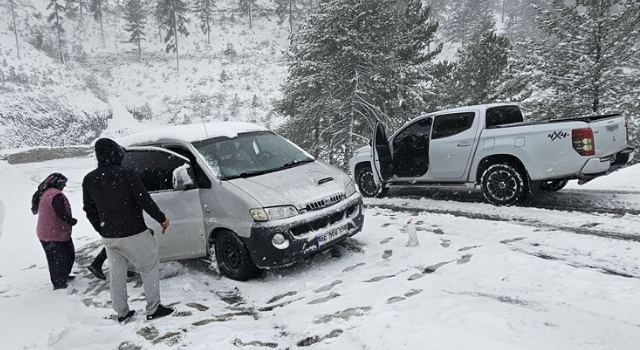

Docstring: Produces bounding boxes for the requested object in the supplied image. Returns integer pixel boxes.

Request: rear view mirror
[173,164,195,191]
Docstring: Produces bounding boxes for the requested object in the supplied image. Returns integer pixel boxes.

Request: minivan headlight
[345,180,357,197]
[250,206,299,221]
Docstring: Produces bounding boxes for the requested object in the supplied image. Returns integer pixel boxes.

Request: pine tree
[154,0,163,43]
[194,0,215,44]
[447,0,494,44]
[527,0,640,119]
[77,0,88,25]
[276,0,440,167]
[124,0,147,61]
[504,0,547,50]
[90,0,107,47]
[158,0,189,75]
[431,30,531,108]
[47,0,67,64]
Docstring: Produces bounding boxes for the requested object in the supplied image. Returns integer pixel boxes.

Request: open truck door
[371,122,393,186]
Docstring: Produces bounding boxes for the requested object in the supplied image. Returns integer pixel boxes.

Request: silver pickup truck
[349,103,634,205]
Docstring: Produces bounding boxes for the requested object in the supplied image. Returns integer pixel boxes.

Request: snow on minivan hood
[227,160,352,208]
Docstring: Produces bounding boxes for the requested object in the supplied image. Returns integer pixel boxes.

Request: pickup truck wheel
[214,230,260,281]
[539,179,568,192]
[481,164,526,206]
[356,165,388,198]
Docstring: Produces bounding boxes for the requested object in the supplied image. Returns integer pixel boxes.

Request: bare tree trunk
[289,2,292,31]
[138,35,141,61]
[249,3,252,30]
[79,0,84,25]
[174,11,179,76]
[207,15,210,44]
[159,26,162,43]
[502,0,505,23]
[10,0,21,60]
[99,3,105,48]
[54,6,66,65]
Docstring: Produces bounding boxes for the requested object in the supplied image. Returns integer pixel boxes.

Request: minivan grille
[291,202,359,236]
[305,193,345,211]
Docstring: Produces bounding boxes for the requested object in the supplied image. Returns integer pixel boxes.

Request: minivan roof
[117,121,268,147]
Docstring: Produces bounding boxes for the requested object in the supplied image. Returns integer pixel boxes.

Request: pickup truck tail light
[625,120,629,142]
[572,127,595,156]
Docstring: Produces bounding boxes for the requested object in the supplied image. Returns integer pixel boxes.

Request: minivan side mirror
[173,164,195,191]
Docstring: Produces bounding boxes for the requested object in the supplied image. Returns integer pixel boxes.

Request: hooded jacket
[82,138,166,239]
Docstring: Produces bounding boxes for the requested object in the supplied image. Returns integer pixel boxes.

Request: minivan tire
[480,164,526,206]
[214,230,260,281]
[356,164,388,198]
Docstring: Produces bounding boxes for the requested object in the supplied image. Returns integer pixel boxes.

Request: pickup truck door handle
[457,142,472,147]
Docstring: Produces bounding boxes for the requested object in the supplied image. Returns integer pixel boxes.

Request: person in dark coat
[31,173,78,290]
[82,138,174,323]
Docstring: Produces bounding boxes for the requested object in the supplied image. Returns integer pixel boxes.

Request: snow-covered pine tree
[77,0,88,25]
[194,0,215,44]
[527,0,640,119]
[503,0,547,52]
[430,30,530,109]
[276,0,440,167]
[47,0,67,64]
[153,0,163,43]
[446,0,494,44]
[158,0,189,75]
[90,0,107,47]
[124,0,147,61]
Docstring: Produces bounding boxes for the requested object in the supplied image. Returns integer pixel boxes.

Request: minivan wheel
[481,164,526,206]
[356,165,388,198]
[214,230,260,281]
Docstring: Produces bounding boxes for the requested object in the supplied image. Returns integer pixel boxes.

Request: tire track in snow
[366,203,640,243]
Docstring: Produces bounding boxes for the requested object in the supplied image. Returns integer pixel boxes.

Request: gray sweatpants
[102,229,161,318]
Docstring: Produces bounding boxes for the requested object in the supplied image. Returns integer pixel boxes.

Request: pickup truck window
[432,112,475,140]
[486,106,523,127]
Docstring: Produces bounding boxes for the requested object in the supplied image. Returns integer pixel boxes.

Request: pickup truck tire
[214,230,260,281]
[481,164,526,206]
[356,164,388,198]
[539,179,568,192]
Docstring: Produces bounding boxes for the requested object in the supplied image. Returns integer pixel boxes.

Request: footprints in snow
[387,289,423,304]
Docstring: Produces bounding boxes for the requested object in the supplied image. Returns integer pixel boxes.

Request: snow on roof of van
[117,121,268,147]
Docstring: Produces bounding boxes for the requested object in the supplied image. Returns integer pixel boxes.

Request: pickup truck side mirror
[368,139,372,146]
[172,164,195,191]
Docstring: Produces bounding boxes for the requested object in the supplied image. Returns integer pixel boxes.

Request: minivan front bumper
[244,194,364,268]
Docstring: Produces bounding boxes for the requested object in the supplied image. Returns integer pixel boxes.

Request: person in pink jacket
[31,173,78,290]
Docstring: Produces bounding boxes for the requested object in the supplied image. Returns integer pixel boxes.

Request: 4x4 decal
[548,131,569,141]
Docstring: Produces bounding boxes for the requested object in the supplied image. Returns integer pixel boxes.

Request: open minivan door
[371,122,394,187]
[122,147,207,261]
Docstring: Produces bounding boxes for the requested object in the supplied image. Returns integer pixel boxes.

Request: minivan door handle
[457,142,472,147]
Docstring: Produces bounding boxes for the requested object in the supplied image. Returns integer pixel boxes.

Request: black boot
[88,264,106,280]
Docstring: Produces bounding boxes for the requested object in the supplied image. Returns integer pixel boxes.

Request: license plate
[317,225,349,247]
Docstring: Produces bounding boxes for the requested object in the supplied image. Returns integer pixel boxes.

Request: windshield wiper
[279,158,315,170]
[225,170,271,179]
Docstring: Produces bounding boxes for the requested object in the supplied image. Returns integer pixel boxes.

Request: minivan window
[122,150,190,192]
[193,131,314,180]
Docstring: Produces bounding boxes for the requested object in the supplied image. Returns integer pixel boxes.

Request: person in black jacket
[82,138,174,323]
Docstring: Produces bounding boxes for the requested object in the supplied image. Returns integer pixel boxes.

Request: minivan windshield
[193,131,315,180]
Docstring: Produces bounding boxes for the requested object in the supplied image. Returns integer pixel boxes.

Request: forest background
[1,0,639,168]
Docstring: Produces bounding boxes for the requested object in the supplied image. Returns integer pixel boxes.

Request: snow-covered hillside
[0,0,290,151]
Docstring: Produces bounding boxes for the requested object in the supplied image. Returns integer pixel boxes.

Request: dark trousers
[40,239,75,288]
[92,247,108,268]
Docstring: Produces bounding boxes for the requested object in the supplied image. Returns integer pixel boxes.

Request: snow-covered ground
[1,155,639,350]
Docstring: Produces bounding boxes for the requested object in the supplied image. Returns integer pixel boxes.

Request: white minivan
[117,122,364,280]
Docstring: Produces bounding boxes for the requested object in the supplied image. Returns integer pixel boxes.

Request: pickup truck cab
[349,104,634,205]
[117,122,364,280]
